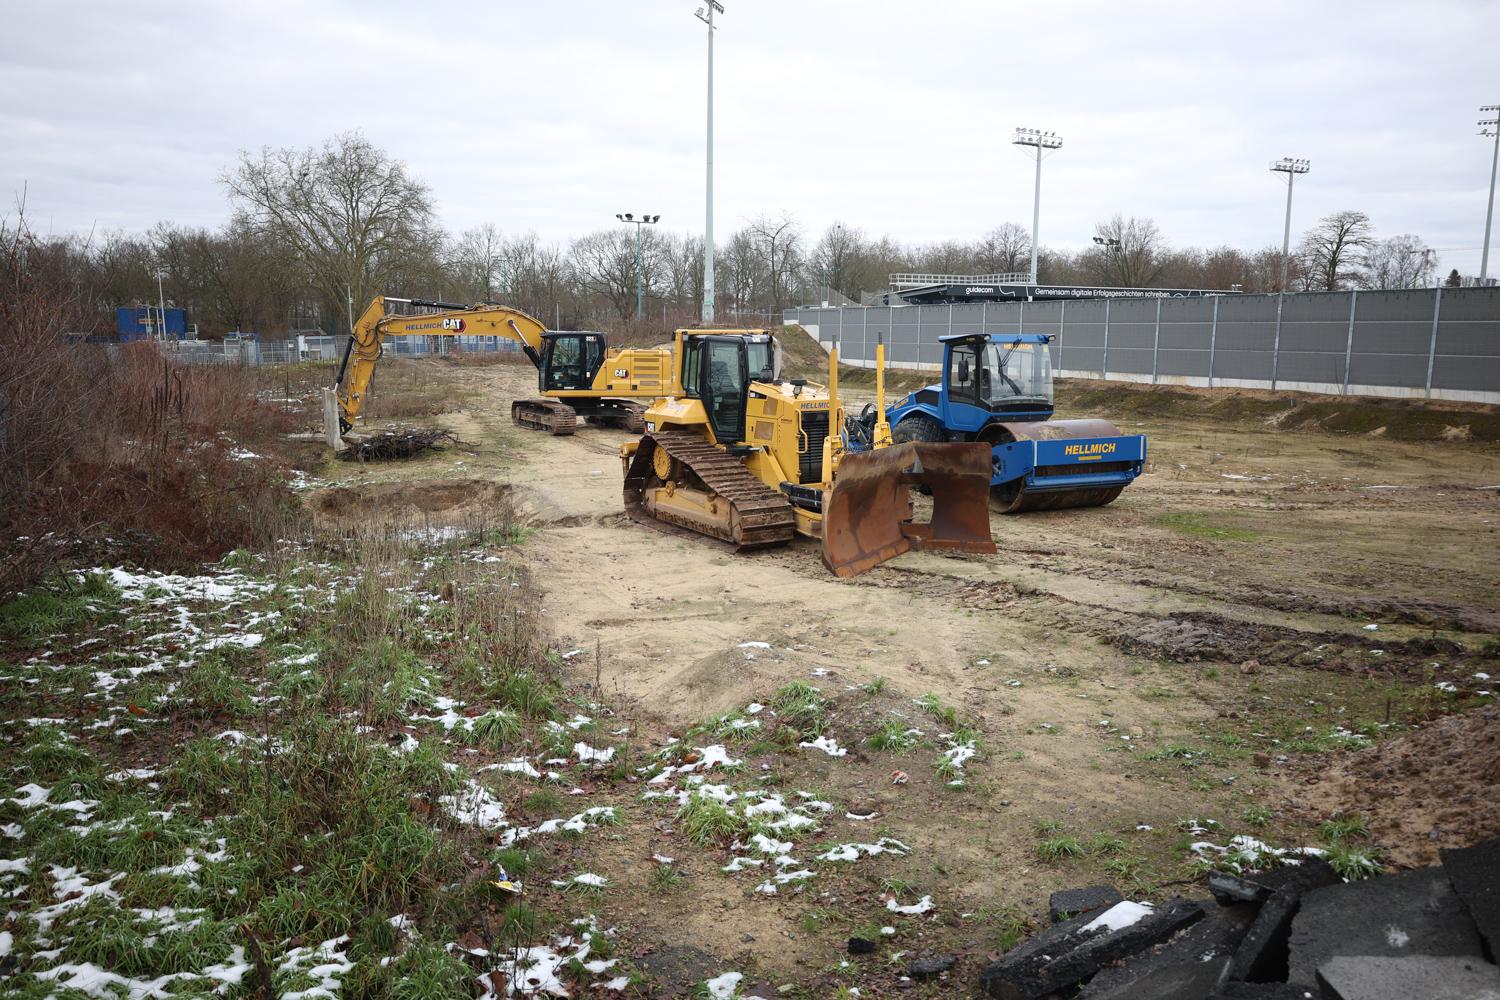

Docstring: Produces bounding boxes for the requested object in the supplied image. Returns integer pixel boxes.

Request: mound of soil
[1298,707,1500,867]
[306,478,513,529]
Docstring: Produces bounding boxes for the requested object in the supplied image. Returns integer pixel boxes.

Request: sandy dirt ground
[307,354,1500,987]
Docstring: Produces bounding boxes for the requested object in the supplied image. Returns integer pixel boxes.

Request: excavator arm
[332,295,549,433]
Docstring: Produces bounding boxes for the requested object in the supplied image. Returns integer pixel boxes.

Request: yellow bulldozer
[329,296,673,438]
[620,329,996,577]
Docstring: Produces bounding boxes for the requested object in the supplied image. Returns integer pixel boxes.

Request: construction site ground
[297,346,1500,992]
[7,338,1497,1000]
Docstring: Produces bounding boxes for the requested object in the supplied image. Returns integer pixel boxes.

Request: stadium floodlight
[1013,128,1064,285]
[617,213,661,320]
[1270,158,1311,292]
[695,1,725,321]
[1480,105,1499,282]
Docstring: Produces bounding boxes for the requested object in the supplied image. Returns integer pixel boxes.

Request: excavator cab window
[690,337,747,444]
[541,334,605,391]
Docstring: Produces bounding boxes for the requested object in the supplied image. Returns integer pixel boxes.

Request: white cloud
[2,0,1497,273]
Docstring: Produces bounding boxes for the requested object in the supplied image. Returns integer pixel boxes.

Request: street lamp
[816,265,840,307]
[1013,128,1063,285]
[1092,236,1121,286]
[695,1,724,322]
[497,256,517,307]
[616,213,661,320]
[1270,158,1310,292]
[1480,105,1499,283]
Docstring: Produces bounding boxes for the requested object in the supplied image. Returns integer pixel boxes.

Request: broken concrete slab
[1209,985,1316,999]
[1316,954,1500,1000]
[1441,837,1500,952]
[1227,857,1341,984]
[1051,885,1124,923]
[1287,865,1484,984]
[1080,956,1229,1000]
[1210,871,1275,906]
[978,898,1206,1000]
[1078,900,1256,999]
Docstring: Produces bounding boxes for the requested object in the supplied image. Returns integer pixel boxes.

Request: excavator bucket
[821,442,996,578]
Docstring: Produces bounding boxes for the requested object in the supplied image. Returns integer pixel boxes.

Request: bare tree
[449,223,509,302]
[976,223,1032,274]
[221,130,443,324]
[1082,214,1169,287]
[1359,234,1436,290]
[568,227,667,320]
[1296,210,1375,291]
[743,212,804,309]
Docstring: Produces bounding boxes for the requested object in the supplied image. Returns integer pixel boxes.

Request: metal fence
[166,334,523,367]
[785,287,1500,404]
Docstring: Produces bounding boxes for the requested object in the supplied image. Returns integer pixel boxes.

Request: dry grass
[0,215,304,595]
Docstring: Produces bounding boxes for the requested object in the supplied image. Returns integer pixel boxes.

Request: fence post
[1019,300,1025,338]
[1425,286,1443,399]
[1271,293,1284,391]
[1058,300,1066,373]
[917,305,923,368]
[1342,290,1357,396]
[1151,298,1162,384]
[1208,295,1219,388]
[981,302,987,335]
[1102,299,1110,380]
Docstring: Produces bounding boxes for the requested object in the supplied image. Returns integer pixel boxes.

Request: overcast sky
[4,0,1498,274]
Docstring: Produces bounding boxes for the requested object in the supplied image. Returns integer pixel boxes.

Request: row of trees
[40,132,1455,339]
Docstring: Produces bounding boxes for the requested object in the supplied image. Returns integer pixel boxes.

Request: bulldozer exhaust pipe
[821,442,996,578]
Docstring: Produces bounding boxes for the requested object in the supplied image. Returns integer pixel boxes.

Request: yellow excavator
[329,296,672,437]
[620,330,996,577]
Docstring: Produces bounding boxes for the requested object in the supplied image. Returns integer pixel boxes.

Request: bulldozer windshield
[949,341,1053,408]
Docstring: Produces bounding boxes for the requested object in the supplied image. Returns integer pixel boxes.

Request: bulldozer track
[512,399,577,436]
[623,429,795,551]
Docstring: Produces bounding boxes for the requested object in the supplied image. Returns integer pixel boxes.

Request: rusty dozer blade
[821,442,996,578]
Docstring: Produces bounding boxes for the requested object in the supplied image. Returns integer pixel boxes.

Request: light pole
[1092,237,1121,286]
[695,2,723,323]
[1013,128,1063,285]
[616,213,660,320]
[1270,158,1310,292]
[1480,105,1499,283]
[156,272,168,342]
[816,265,840,306]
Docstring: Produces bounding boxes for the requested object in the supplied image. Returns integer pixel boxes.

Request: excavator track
[623,429,795,551]
[511,399,577,436]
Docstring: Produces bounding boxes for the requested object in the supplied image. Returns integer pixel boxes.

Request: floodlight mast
[1480,105,1499,282]
[1270,158,1310,292]
[616,214,661,319]
[694,2,724,322]
[1012,128,1063,285]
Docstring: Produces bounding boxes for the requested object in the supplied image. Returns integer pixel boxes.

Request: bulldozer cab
[540,333,608,392]
[681,335,749,443]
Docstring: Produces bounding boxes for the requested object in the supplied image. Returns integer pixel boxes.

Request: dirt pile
[1300,707,1500,867]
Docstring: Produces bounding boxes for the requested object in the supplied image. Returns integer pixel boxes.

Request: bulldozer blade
[821,442,996,578]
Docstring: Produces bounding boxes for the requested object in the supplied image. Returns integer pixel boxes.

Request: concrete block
[1209,985,1316,999]
[1441,837,1500,953]
[1287,865,1484,984]
[1051,885,1124,923]
[1227,856,1342,983]
[1082,956,1229,1000]
[1210,871,1275,906]
[979,898,1206,1000]
[1079,900,1256,999]
[1315,955,1500,1000]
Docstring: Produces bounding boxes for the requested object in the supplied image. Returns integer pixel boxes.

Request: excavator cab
[539,333,608,392]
